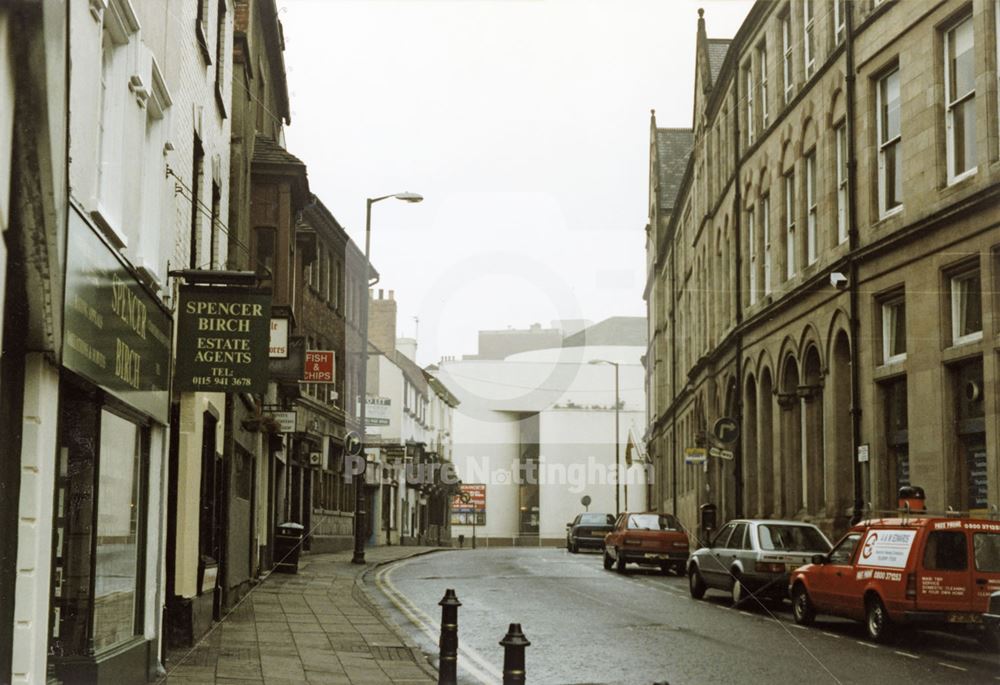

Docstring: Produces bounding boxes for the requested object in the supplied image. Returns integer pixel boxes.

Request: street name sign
[685,447,707,464]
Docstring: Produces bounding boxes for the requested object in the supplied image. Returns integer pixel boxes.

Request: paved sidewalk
[160,546,447,685]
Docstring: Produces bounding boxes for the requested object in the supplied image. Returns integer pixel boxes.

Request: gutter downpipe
[670,233,678,518]
[732,76,744,518]
[845,4,864,523]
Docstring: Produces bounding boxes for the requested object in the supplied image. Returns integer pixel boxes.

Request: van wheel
[791,584,815,625]
[615,549,627,573]
[865,596,894,643]
[689,566,706,599]
[602,549,613,570]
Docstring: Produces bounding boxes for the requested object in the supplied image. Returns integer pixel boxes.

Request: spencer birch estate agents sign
[175,285,271,392]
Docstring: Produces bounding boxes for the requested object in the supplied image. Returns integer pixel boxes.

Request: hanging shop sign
[175,285,271,392]
[303,350,334,382]
[269,317,289,358]
[62,209,172,423]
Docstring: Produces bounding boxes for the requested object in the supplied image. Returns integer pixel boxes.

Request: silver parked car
[687,519,832,606]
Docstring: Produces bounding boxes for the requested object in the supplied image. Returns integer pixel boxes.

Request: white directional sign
[708,446,735,460]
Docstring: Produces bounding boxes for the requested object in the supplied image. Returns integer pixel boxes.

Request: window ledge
[943,336,983,363]
[90,203,128,250]
[874,359,907,381]
[946,168,977,187]
[877,206,903,224]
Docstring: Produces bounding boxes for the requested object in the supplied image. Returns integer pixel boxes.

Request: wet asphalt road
[364,547,999,685]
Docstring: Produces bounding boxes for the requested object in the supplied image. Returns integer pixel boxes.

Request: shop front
[48,208,172,683]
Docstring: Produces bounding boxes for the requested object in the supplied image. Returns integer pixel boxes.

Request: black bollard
[438,589,461,685]
[499,623,530,684]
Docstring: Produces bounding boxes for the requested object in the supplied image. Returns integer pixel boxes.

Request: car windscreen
[974,532,1000,572]
[627,514,680,531]
[757,524,830,552]
[579,513,613,526]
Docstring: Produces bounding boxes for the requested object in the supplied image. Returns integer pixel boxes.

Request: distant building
[435,317,648,546]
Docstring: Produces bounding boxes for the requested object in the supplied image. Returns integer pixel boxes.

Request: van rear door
[971,528,1000,612]
[917,527,974,614]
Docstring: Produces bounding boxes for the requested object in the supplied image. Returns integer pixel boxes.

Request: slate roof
[706,39,731,89]
[562,317,647,348]
[655,128,693,212]
[252,134,306,168]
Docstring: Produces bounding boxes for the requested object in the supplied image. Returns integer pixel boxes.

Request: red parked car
[603,512,689,575]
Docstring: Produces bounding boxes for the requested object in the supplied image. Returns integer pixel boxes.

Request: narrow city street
[366,548,999,685]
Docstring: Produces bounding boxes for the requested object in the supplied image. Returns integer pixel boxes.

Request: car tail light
[757,562,785,573]
[906,572,917,600]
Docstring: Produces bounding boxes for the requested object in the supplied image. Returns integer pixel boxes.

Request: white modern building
[434,317,649,546]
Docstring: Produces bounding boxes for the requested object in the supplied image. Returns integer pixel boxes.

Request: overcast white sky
[282,0,754,366]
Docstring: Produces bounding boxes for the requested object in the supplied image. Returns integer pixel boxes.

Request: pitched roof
[562,317,647,348]
[655,128,693,212]
[252,134,306,168]
[706,39,731,88]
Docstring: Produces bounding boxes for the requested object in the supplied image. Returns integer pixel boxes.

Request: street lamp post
[351,191,423,565]
[590,359,623,515]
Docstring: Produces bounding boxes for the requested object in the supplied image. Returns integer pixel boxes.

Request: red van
[789,517,1000,644]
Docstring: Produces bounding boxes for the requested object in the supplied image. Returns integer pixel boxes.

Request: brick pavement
[160,546,446,685]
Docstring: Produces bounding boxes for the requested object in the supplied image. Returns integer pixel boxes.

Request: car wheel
[615,548,627,574]
[688,565,706,599]
[865,596,894,643]
[568,540,577,554]
[602,548,613,570]
[731,574,746,607]
[791,584,815,626]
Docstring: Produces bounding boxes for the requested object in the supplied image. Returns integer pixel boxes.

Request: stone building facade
[646,0,1000,542]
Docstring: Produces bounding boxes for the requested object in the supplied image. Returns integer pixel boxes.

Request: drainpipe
[844,3,864,523]
[670,232,678,518]
[732,76,745,519]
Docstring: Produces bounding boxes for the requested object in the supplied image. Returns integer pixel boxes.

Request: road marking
[894,651,919,659]
[937,662,967,672]
[821,632,841,639]
[739,611,753,617]
[791,624,808,630]
[374,560,500,685]
[855,641,877,648]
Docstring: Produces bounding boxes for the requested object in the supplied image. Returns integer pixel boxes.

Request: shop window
[833,0,846,46]
[877,66,902,216]
[784,170,796,279]
[880,295,906,364]
[944,13,976,183]
[952,358,986,510]
[782,10,794,103]
[748,208,757,305]
[805,150,817,265]
[882,376,909,499]
[762,195,772,295]
[758,42,769,127]
[835,122,848,244]
[50,385,148,661]
[950,267,982,345]
[803,0,815,78]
